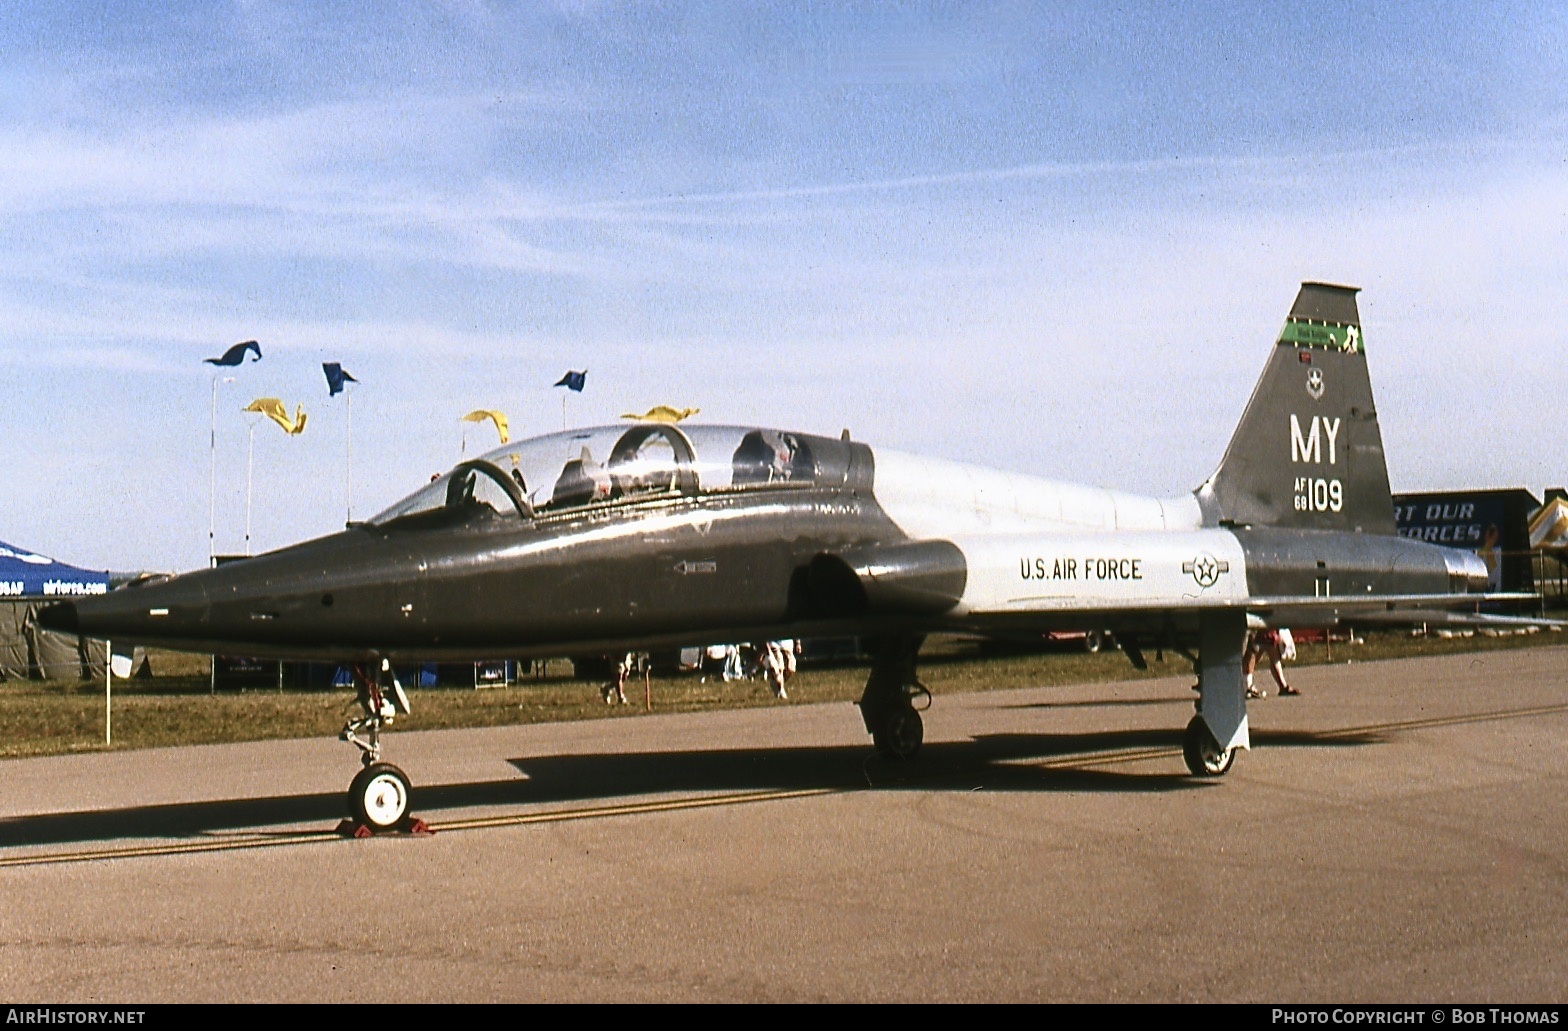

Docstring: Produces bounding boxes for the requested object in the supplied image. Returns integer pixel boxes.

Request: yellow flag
[619,405,699,423]
[244,398,306,435]
[460,409,509,444]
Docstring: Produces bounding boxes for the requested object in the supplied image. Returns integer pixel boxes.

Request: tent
[1530,493,1568,550]
[0,540,110,681]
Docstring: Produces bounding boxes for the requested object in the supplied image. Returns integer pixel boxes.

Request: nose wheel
[350,762,413,831]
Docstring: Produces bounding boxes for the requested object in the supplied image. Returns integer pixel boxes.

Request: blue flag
[205,340,261,366]
[323,362,359,396]
[554,369,586,392]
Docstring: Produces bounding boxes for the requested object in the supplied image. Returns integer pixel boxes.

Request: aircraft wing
[1243,592,1562,629]
[1316,607,1567,631]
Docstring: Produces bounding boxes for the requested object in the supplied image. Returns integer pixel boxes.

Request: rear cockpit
[369,423,847,529]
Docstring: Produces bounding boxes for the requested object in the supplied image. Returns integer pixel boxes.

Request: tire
[350,762,412,831]
[1083,630,1105,653]
[1182,716,1234,777]
[872,707,924,760]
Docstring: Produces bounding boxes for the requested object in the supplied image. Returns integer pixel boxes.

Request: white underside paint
[947,529,1248,613]
[871,450,1240,614]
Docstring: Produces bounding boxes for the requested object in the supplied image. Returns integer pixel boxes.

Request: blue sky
[2,2,1565,571]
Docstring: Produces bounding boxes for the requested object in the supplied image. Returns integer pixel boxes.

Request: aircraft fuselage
[43,424,1485,662]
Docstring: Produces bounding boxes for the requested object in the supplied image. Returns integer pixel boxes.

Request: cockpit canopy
[370,423,842,528]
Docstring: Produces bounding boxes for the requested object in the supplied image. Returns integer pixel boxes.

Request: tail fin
[1195,282,1396,535]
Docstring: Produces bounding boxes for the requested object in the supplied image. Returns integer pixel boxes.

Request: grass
[1,628,1562,760]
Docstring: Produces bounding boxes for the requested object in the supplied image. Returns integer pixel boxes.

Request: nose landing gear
[340,660,420,833]
[350,762,413,830]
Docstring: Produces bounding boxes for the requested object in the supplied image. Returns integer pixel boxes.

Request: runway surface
[2,645,1566,1002]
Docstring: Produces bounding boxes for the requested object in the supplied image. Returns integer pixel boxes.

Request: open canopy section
[370,423,844,528]
[0,541,109,599]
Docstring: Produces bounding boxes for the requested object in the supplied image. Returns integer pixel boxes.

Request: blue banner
[0,541,110,598]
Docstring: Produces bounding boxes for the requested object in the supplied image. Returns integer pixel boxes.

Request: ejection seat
[607,423,700,498]
[550,447,614,509]
[732,429,815,486]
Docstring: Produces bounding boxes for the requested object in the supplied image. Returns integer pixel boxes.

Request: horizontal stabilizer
[1347,609,1566,630]
[1246,592,1558,629]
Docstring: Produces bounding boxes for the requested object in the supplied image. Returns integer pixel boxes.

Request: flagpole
[208,375,235,564]
[105,639,112,746]
[246,421,256,555]
[345,389,353,524]
[209,375,217,565]
[554,371,584,430]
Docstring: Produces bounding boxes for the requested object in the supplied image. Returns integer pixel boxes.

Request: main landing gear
[858,636,931,760]
[1181,610,1251,778]
[1182,715,1235,777]
[341,660,416,832]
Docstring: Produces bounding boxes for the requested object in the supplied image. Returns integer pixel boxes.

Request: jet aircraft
[41,283,1508,831]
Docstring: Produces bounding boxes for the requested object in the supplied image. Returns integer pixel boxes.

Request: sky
[2,1,1565,573]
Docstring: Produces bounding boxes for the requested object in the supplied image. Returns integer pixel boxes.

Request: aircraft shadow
[0,792,350,849]
[0,725,1386,849]
[1005,697,1189,711]
[493,730,1197,805]
[1253,729,1388,748]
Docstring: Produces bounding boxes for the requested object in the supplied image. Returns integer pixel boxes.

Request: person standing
[1479,525,1504,593]
[1244,627,1299,697]
[602,652,636,705]
[721,644,744,682]
[760,641,790,700]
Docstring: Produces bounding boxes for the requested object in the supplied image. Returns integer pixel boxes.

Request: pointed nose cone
[27,527,427,659]
[37,573,212,646]
[36,601,79,634]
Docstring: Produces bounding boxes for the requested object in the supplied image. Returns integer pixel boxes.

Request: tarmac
[2,644,1566,1002]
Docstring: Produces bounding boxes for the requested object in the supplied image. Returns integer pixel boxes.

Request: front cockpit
[369,423,847,530]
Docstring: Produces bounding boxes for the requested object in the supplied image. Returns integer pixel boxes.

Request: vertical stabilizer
[1195,283,1396,534]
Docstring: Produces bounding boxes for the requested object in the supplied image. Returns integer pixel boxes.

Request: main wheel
[873,706,924,760]
[350,762,412,831]
[1182,716,1234,777]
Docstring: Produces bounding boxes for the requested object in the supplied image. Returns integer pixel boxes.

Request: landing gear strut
[1182,610,1250,778]
[341,660,414,831]
[858,635,931,760]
